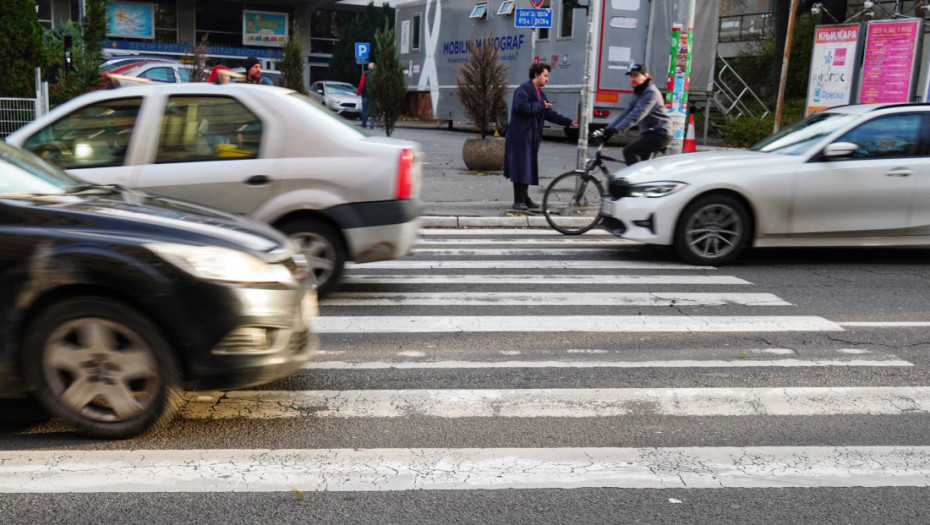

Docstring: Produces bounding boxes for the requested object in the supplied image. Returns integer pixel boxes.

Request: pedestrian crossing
[2,228,929,509]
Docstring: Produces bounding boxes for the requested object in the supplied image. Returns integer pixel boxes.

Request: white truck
[395,0,719,138]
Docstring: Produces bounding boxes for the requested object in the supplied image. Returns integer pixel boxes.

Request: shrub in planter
[456,37,508,170]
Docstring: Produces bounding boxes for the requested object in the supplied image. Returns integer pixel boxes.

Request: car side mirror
[822,141,859,159]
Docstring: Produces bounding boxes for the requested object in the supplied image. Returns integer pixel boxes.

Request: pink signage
[858,20,922,104]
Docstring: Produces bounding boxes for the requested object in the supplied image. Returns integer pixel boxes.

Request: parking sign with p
[355,42,370,65]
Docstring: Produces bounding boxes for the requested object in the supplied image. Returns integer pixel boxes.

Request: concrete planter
[462,137,505,171]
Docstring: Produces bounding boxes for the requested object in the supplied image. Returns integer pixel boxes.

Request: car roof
[823,102,930,115]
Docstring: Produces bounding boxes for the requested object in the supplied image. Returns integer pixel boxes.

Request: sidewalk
[388,120,731,228]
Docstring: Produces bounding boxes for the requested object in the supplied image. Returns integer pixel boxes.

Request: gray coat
[606,80,671,137]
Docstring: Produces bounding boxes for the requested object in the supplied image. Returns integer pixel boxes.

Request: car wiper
[64,184,125,195]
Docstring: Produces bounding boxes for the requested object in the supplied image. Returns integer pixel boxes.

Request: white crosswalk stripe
[3,228,925,504]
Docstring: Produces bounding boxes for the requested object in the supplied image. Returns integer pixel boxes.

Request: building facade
[36,0,373,84]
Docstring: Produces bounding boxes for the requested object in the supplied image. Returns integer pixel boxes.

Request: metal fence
[0,69,49,140]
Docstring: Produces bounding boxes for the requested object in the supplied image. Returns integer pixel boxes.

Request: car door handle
[886,169,912,177]
[245,175,271,185]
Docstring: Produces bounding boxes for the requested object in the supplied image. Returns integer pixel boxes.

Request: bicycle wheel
[542,170,605,235]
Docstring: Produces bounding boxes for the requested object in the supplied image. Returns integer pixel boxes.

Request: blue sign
[355,42,370,64]
[514,8,552,28]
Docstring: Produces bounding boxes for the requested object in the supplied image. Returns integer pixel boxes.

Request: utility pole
[773,0,799,132]
[665,0,696,155]
[576,0,602,170]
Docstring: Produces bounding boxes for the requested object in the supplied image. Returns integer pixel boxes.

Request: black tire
[542,171,604,235]
[277,217,346,297]
[22,297,182,439]
[674,194,752,265]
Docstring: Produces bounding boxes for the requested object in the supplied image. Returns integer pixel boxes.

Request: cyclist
[595,63,672,165]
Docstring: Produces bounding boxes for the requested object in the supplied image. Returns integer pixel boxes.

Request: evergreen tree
[0,0,44,97]
[278,25,309,94]
[328,2,394,85]
[369,20,405,136]
[47,0,109,105]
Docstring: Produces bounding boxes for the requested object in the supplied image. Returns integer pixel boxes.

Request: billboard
[107,2,155,40]
[244,11,288,48]
[806,24,861,115]
[858,19,923,104]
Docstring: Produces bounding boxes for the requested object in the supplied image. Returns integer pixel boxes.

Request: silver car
[599,103,930,265]
[309,81,362,119]
[8,83,422,295]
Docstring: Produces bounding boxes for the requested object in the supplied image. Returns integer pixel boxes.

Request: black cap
[626,63,647,76]
[243,56,260,71]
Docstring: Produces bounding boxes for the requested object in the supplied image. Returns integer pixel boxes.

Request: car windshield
[0,141,82,196]
[750,112,856,155]
[325,83,356,95]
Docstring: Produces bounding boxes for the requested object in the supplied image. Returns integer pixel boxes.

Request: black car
[0,140,317,438]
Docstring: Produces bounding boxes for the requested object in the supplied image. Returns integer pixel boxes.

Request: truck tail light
[396,148,414,199]
[594,109,610,117]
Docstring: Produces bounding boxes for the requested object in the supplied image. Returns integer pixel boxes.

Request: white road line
[415,239,627,245]
[322,292,790,307]
[346,260,708,270]
[412,248,627,256]
[341,275,749,285]
[839,322,930,328]
[179,386,930,419]
[419,228,612,236]
[303,358,912,370]
[6,446,930,492]
[311,315,842,333]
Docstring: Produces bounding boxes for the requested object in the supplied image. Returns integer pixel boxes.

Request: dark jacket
[606,79,671,136]
[503,79,573,185]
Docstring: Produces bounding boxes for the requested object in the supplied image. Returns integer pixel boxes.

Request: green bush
[721,98,808,147]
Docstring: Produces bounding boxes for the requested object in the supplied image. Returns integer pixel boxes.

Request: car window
[178,67,190,82]
[326,83,356,95]
[833,113,922,159]
[750,112,855,155]
[22,97,142,169]
[139,67,175,83]
[0,141,81,195]
[155,95,263,163]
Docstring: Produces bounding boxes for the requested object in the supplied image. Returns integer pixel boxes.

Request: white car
[8,83,422,295]
[599,103,930,265]
[309,81,362,119]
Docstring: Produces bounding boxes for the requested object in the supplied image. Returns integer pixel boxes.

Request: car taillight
[396,148,414,199]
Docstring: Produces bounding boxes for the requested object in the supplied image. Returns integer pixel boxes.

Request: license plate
[600,198,611,215]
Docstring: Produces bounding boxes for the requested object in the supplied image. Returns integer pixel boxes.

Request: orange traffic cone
[683,114,697,153]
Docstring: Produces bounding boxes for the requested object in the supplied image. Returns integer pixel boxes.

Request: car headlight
[628,182,687,198]
[145,243,295,284]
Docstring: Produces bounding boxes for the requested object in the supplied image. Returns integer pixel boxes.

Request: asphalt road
[3,227,930,524]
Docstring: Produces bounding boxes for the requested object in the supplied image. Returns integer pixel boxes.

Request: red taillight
[594,109,610,117]
[396,148,414,199]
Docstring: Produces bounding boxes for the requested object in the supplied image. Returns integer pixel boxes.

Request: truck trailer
[395,0,719,139]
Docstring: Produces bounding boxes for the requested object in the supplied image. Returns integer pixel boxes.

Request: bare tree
[455,37,508,139]
[184,33,211,83]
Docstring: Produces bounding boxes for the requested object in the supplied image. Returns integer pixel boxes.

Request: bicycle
[542,139,619,235]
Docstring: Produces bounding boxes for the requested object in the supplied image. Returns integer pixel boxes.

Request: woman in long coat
[503,63,576,210]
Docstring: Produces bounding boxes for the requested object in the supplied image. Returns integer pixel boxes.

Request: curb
[420,215,595,228]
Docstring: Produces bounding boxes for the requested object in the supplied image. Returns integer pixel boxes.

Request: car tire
[21,297,182,439]
[673,194,751,265]
[277,218,346,297]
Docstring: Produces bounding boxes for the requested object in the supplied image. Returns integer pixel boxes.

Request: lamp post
[773,0,799,133]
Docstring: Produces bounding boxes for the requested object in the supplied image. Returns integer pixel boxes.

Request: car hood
[12,189,295,260]
[611,150,793,183]
[327,93,359,103]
